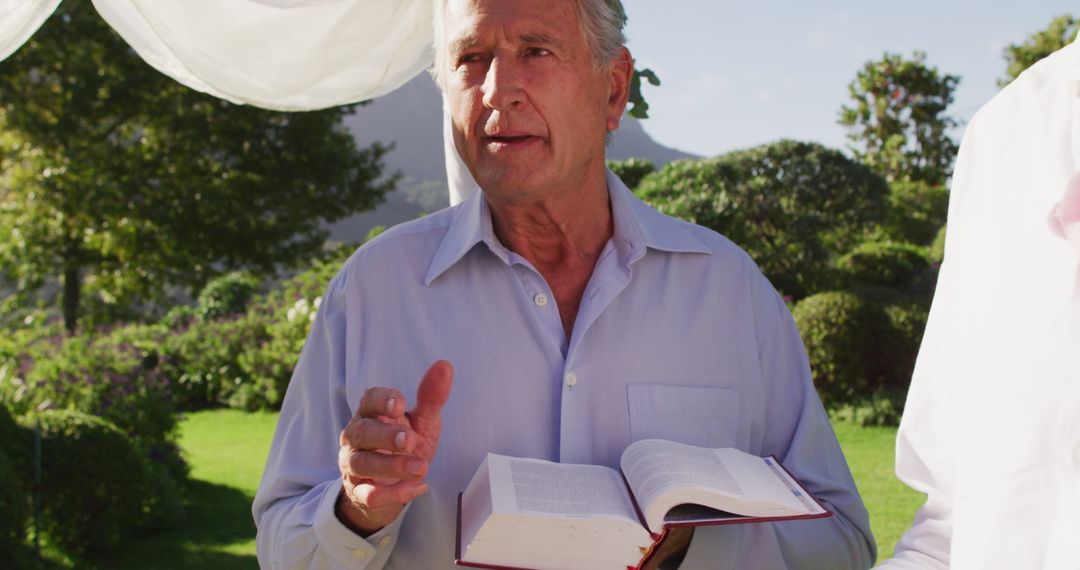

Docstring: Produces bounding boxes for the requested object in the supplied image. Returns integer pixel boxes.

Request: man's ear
[606,47,633,133]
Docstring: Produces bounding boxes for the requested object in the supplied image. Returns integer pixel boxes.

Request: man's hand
[336,360,454,534]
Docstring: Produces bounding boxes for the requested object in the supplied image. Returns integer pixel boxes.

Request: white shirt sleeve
[682,269,877,570]
[252,268,407,569]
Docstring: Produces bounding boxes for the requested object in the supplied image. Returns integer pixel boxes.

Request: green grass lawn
[94,410,278,570]
[833,420,924,560]
[82,410,921,568]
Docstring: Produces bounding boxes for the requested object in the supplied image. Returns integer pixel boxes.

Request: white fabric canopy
[0,0,62,61]
[1,0,480,201]
[89,0,435,111]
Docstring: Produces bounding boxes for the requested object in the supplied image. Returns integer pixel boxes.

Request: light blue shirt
[253,171,875,569]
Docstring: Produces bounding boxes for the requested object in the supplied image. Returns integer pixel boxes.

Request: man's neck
[486,172,614,338]
[486,175,613,274]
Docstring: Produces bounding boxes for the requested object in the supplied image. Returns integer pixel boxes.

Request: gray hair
[431,0,628,89]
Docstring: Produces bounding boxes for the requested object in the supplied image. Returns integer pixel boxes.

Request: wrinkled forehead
[440,0,583,47]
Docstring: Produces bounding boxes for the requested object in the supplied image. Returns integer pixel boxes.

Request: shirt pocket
[626,384,741,449]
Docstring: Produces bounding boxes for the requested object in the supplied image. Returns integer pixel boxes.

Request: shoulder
[330,205,458,292]
[630,192,764,281]
[964,40,1079,142]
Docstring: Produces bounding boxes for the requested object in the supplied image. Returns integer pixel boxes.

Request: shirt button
[564,372,578,387]
[351,548,368,560]
[533,293,549,307]
[378,535,393,548]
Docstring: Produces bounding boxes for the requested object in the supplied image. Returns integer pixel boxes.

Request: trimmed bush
[793,291,886,410]
[0,404,30,476]
[31,410,155,555]
[160,304,197,330]
[835,241,930,290]
[793,288,929,425]
[197,271,261,321]
[0,448,29,562]
[607,158,655,190]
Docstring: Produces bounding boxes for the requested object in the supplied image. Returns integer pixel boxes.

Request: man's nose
[481,57,525,110]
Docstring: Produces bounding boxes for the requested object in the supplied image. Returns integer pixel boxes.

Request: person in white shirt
[879,36,1080,570]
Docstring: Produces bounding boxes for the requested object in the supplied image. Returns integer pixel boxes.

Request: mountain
[330,74,696,244]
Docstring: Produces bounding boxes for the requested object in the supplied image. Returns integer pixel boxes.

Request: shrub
[151,243,351,411]
[637,141,888,299]
[160,304,197,330]
[793,288,929,425]
[835,241,930,290]
[197,271,261,321]
[236,300,314,409]
[607,158,655,190]
[0,448,29,562]
[929,224,947,265]
[882,181,950,245]
[230,243,354,409]
[31,410,160,555]
[161,313,268,409]
[0,403,30,476]
[1,324,187,481]
[793,291,886,410]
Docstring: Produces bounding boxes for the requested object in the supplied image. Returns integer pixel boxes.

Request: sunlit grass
[833,420,924,560]
[95,409,278,570]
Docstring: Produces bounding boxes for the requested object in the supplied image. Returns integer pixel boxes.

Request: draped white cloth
[0,0,61,61]
[0,0,483,201]
[88,0,435,111]
[442,96,480,205]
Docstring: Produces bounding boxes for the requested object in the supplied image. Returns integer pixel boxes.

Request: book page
[621,439,745,511]
[621,440,819,532]
[490,454,639,520]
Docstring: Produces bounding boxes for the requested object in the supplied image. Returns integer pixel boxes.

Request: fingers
[339,417,416,453]
[339,445,429,480]
[347,478,430,511]
[411,360,454,424]
[358,386,407,420]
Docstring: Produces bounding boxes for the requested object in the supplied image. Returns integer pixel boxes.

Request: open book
[454,439,831,570]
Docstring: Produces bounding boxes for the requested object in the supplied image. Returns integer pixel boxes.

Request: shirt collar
[424,168,711,285]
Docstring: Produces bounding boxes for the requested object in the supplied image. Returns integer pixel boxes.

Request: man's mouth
[484,134,540,149]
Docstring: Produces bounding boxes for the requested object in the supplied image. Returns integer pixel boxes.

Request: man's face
[441,0,628,205]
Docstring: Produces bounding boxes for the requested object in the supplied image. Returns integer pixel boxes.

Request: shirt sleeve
[682,266,877,570]
[252,267,407,569]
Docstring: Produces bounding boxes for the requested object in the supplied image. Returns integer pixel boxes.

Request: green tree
[1001,14,1078,86]
[0,2,393,333]
[637,140,889,299]
[839,51,960,186]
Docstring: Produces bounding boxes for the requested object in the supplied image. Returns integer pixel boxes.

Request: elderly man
[253,0,875,568]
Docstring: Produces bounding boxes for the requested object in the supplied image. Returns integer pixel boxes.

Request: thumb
[411,360,454,425]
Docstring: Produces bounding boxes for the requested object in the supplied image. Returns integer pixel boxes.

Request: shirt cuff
[312,481,410,569]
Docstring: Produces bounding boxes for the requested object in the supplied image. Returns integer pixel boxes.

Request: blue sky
[622,1,1076,157]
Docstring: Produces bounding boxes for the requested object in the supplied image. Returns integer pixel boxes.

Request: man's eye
[524,47,552,58]
[458,53,486,65]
